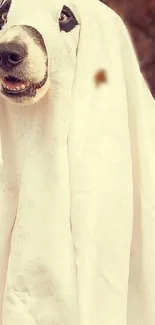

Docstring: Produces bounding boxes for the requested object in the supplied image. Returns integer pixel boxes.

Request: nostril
[8,52,22,64]
[0,43,27,70]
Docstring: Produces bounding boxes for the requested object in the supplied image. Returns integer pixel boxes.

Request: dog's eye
[0,10,8,29]
[1,11,8,22]
[59,6,78,33]
[0,0,12,30]
[59,12,70,23]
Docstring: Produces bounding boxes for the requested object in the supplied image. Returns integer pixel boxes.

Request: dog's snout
[0,43,26,71]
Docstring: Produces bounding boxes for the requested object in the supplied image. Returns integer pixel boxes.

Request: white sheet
[0,0,155,324]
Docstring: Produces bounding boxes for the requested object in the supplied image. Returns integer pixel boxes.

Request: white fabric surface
[0,0,155,324]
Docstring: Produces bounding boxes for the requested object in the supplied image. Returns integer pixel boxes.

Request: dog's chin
[0,74,49,106]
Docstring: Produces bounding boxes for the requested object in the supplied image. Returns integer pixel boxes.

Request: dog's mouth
[2,76,30,94]
[1,73,48,97]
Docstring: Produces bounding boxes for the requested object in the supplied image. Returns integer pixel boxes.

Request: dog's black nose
[0,43,26,71]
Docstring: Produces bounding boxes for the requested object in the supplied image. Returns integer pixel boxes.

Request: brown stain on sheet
[94,70,107,87]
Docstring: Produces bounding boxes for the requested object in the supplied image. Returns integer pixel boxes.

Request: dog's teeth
[2,83,27,92]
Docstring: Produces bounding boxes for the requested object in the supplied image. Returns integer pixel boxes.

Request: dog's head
[0,0,79,105]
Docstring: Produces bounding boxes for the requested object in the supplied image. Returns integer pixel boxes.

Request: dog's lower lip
[2,84,29,95]
[2,76,29,94]
[1,70,48,99]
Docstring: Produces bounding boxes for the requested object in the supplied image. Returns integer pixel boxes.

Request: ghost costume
[0,0,155,324]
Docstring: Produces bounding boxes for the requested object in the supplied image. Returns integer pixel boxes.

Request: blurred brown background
[102,0,155,98]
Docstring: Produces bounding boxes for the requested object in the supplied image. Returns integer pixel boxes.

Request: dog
[0,0,79,105]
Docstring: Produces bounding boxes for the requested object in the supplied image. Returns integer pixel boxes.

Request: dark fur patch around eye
[59,5,78,33]
[0,0,12,29]
[0,0,12,12]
